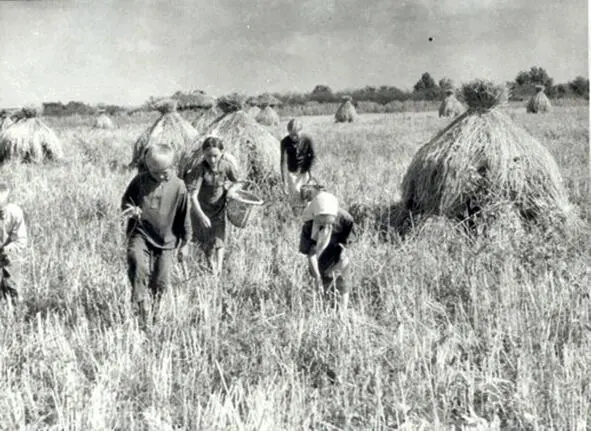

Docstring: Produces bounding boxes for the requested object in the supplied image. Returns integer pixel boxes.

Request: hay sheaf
[526,86,552,113]
[255,106,280,126]
[438,92,464,118]
[94,113,116,129]
[335,100,357,122]
[0,117,63,163]
[130,105,198,171]
[401,80,569,228]
[180,111,280,185]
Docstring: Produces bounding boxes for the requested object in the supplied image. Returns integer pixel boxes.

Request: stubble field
[0,103,589,429]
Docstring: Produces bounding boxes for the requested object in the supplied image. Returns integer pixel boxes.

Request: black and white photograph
[0,0,589,428]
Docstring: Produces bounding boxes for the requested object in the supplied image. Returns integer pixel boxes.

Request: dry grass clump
[255,106,280,126]
[130,99,198,171]
[180,110,280,185]
[526,85,552,113]
[335,98,357,122]
[400,80,570,229]
[438,89,465,118]
[94,113,115,129]
[0,107,63,163]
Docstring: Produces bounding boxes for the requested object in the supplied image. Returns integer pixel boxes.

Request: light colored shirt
[0,203,28,255]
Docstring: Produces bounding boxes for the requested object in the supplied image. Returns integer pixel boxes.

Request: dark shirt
[299,209,355,257]
[185,156,239,220]
[121,172,191,249]
[280,134,315,175]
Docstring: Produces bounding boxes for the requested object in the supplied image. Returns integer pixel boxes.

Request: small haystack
[94,113,115,129]
[256,106,280,126]
[335,96,357,122]
[0,107,63,163]
[130,99,198,171]
[526,85,552,113]
[438,89,464,118]
[401,80,569,228]
[247,105,261,118]
[192,104,223,135]
[180,94,280,184]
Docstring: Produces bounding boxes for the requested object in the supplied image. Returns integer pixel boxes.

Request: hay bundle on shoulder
[438,89,464,118]
[0,106,63,163]
[256,106,280,126]
[401,80,569,230]
[526,85,552,113]
[335,96,357,122]
[130,99,198,171]
[179,93,280,185]
[94,113,116,129]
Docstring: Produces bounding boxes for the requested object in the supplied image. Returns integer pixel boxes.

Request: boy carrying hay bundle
[121,144,191,328]
[184,137,241,276]
[0,183,27,303]
[280,118,316,205]
[438,89,464,118]
[401,80,570,231]
[335,96,357,123]
[526,85,552,114]
[299,191,356,311]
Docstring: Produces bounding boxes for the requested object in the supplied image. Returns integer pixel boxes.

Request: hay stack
[256,106,280,126]
[438,89,464,117]
[0,107,63,163]
[94,113,115,129]
[526,85,552,113]
[401,80,569,228]
[335,96,357,122]
[180,98,280,184]
[247,105,261,118]
[1,115,13,131]
[130,99,198,171]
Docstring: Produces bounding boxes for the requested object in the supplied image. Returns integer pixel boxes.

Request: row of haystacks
[0,107,63,164]
[131,94,280,185]
[390,80,570,236]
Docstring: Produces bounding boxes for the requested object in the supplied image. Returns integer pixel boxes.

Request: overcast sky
[0,0,588,107]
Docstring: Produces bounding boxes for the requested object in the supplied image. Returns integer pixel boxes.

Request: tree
[439,78,454,90]
[569,76,589,98]
[413,72,437,92]
[310,85,334,103]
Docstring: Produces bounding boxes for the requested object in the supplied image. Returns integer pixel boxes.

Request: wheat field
[0,105,589,429]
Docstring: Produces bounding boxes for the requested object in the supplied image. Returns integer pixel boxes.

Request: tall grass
[0,107,589,429]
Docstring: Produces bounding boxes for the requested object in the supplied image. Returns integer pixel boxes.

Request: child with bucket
[299,191,356,311]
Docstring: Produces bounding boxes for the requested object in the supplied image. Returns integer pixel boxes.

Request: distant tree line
[39,66,588,116]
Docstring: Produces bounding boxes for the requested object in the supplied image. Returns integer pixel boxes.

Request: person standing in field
[185,137,240,276]
[121,144,191,327]
[281,118,316,205]
[0,183,27,303]
[299,191,355,311]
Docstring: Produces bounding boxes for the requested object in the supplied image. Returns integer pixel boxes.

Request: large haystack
[526,85,552,113]
[438,90,464,117]
[180,98,280,184]
[401,80,569,228]
[94,113,115,129]
[0,107,63,163]
[335,97,357,122]
[130,99,198,171]
[256,106,280,126]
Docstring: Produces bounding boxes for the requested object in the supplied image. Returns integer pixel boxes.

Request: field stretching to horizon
[0,103,589,429]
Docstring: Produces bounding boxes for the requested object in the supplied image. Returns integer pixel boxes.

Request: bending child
[299,191,355,311]
[121,144,191,327]
[280,118,316,205]
[185,137,240,276]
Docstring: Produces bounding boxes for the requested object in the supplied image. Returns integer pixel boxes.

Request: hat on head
[287,118,303,133]
[145,144,175,171]
[303,191,339,221]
